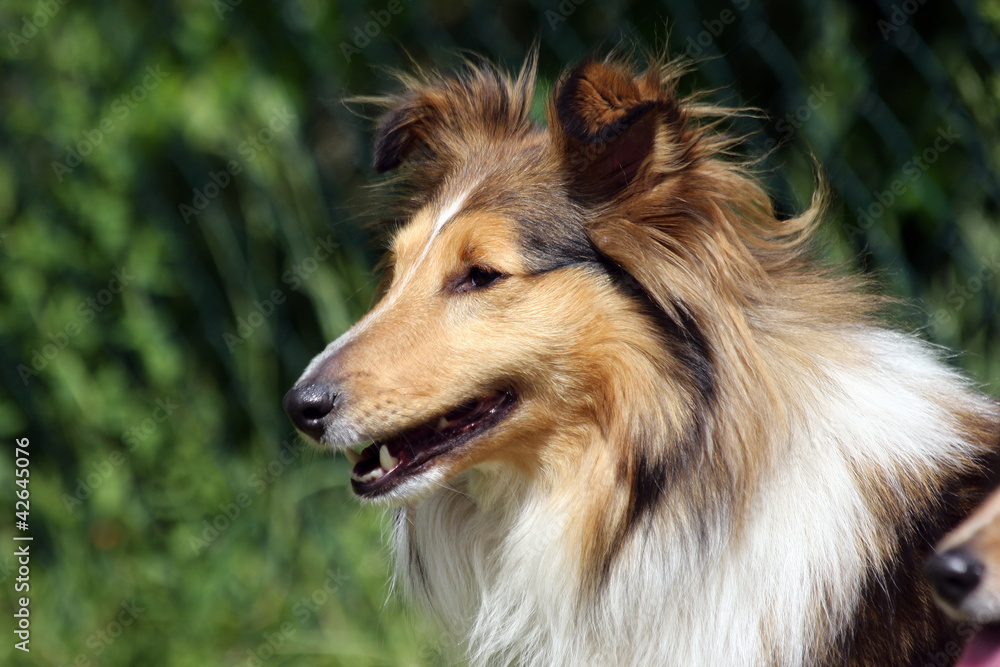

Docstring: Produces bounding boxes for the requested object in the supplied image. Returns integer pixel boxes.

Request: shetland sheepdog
[284,52,1000,666]
[928,484,1000,666]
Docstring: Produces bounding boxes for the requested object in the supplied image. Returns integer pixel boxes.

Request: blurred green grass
[1,0,998,665]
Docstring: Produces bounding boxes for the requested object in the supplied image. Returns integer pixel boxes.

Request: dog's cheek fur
[454,267,698,477]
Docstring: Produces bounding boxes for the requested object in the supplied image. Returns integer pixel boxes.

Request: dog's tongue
[958,625,1000,667]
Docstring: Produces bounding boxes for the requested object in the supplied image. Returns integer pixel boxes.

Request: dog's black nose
[283,382,338,439]
[926,547,984,606]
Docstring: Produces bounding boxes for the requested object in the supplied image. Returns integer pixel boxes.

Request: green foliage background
[0,0,998,665]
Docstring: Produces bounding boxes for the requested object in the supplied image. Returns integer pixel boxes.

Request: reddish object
[958,625,1000,667]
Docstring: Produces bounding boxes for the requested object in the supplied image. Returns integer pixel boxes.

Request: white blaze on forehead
[396,184,476,292]
[296,185,477,384]
[430,188,471,240]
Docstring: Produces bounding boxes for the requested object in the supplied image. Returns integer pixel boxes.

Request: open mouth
[347,391,517,497]
[958,622,1000,667]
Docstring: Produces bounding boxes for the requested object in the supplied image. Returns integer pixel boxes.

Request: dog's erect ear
[371,57,537,177]
[373,100,424,173]
[373,93,443,173]
[550,60,676,202]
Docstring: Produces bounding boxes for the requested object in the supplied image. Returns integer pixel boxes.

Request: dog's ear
[372,93,441,173]
[372,60,537,177]
[550,60,676,202]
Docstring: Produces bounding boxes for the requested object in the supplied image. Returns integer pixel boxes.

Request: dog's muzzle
[925,547,984,609]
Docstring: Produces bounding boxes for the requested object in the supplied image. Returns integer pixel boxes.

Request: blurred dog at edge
[283,51,1000,666]
[928,484,1000,667]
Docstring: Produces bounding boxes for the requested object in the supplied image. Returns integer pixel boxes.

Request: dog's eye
[456,265,505,292]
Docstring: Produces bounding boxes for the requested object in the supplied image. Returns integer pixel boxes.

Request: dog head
[927,485,1000,666]
[284,55,763,505]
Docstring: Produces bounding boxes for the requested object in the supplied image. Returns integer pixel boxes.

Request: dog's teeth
[438,417,449,429]
[379,445,399,470]
[344,448,362,464]
[353,467,384,483]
